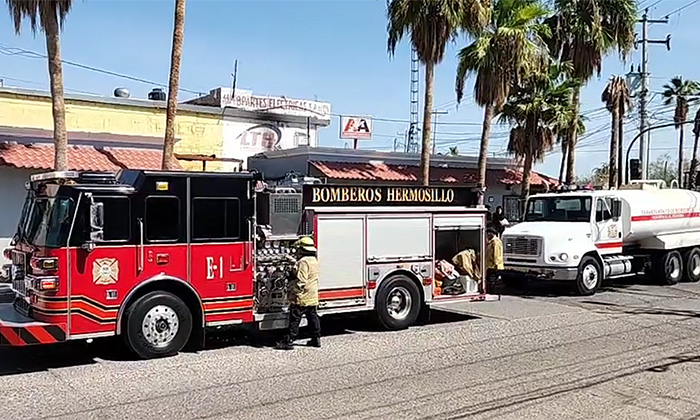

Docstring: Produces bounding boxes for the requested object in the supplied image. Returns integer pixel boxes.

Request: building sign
[222,120,316,170]
[340,116,372,140]
[217,88,331,121]
[303,185,478,207]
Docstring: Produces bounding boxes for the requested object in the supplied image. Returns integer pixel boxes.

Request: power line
[663,0,700,16]
[0,44,206,96]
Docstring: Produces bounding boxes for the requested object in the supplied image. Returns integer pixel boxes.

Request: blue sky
[0,0,698,178]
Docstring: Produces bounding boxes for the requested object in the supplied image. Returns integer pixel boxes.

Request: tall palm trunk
[476,104,494,205]
[690,131,700,190]
[608,102,619,189]
[678,127,685,188]
[420,61,435,186]
[162,0,187,170]
[521,143,534,200]
[558,137,567,183]
[43,8,68,171]
[565,88,581,184]
[617,104,625,188]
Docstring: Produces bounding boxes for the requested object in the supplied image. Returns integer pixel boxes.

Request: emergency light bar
[30,171,80,182]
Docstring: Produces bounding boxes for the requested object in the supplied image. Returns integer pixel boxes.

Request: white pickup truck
[501,182,700,295]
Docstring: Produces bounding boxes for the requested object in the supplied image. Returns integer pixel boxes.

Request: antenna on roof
[231,59,238,99]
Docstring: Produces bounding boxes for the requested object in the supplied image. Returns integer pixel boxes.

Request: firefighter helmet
[294,236,317,253]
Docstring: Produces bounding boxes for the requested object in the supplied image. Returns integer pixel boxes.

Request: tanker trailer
[500,183,700,295]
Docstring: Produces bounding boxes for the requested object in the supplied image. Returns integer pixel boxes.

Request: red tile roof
[310,161,557,187]
[101,147,173,170]
[498,168,559,187]
[0,142,176,171]
[310,161,477,184]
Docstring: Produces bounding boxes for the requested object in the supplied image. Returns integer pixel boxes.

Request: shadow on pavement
[0,309,477,376]
[491,274,672,299]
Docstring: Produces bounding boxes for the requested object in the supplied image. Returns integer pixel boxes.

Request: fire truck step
[0,303,67,347]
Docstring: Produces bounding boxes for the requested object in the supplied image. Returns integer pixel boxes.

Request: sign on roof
[339,116,373,140]
[217,88,331,121]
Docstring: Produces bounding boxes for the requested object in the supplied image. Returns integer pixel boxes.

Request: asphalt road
[2,278,700,420]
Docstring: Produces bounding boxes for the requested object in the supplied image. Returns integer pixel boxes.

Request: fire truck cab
[0,170,492,359]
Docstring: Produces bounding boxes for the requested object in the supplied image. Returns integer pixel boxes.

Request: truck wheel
[575,256,602,296]
[683,248,700,282]
[123,291,193,359]
[375,275,421,330]
[655,251,683,285]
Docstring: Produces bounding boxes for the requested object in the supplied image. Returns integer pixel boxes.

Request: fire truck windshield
[524,196,592,223]
[21,197,75,248]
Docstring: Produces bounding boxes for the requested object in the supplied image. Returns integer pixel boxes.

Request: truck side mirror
[88,201,104,245]
[611,200,622,219]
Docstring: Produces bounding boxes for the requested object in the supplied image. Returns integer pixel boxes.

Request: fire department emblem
[92,258,119,285]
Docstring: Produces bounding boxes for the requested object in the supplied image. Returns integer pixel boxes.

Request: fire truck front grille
[504,237,541,256]
[14,296,30,316]
[10,250,27,296]
[273,196,301,214]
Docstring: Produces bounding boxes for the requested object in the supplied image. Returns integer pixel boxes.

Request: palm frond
[6,0,72,35]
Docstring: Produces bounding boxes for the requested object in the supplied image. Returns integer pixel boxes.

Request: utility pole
[431,110,449,154]
[408,46,420,153]
[636,9,670,179]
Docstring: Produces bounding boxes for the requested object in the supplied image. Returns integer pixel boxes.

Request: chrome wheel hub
[386,286,412,320]
[691,254,700,277]
[582,264,599,290]
[667,255,681,279]
[141,305,179,348]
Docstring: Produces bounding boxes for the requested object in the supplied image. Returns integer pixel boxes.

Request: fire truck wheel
[683,248,700,283]
[575,257,602,296]
[123,291,193,359]
[654,251,683,286]
[375,275,421,330]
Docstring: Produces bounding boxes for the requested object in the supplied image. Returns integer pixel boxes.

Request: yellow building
[0,86,226,171]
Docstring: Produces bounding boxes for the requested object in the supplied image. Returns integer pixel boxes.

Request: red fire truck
[0,170,492,358]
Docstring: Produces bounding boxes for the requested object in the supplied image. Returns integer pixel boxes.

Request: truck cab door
[593,197,623,254]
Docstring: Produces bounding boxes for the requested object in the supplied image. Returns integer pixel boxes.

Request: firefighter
[486,228,504,281]
[276,236,321,350]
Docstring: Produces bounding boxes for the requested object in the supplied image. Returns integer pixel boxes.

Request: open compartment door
[432,215,488,302]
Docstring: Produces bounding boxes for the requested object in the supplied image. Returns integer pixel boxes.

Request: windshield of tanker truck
[21,197,74,248]
[525,196,592,222]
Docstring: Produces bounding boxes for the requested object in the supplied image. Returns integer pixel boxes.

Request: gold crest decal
[92,258,119,285]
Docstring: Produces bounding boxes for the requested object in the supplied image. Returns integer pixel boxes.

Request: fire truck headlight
[38,277,59,291]
[559,253,569,262]
[30,257,59,272]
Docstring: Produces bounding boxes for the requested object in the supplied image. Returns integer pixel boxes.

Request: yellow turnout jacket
[290,256,319,306]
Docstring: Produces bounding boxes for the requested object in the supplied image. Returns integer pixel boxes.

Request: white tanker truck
[501,181,700,295]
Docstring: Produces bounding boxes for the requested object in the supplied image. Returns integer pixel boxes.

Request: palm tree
[547,0,636,184]
[499,64,576,199]
[448,146,460,156]
[601,75,631,189]
[455,0,550,204]
[162,0,187,170]
[690,107,700,190]
[557,111,586,182]
[662,76,699,188]
[7,0,72,171]
[387,0,490,186]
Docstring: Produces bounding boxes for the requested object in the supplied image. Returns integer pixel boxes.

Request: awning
[0,142,177,171]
